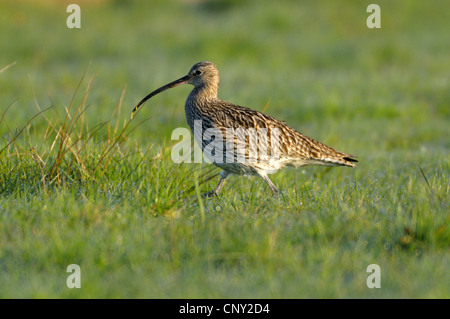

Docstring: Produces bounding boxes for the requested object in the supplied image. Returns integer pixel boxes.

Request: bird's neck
[185,84,219,132]
[189,84,219,102]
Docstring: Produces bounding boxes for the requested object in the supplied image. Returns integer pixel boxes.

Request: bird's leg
[201,171,229,197]
[259,173,280,197]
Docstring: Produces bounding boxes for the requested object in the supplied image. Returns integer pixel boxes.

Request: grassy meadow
[0,0,448,298]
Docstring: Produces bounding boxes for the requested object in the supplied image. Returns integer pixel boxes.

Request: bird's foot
[183,190,218,201]
[201,190,218,198]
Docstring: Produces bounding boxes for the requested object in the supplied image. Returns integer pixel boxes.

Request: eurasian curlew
[132,61,357,197]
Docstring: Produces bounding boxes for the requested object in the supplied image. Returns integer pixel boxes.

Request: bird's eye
[194,70,202,76]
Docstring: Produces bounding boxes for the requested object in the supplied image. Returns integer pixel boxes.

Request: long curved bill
[131,74,191,119]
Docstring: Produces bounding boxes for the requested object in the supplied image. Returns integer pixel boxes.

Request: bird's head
[131,61,219,119]
[187,61,220,88]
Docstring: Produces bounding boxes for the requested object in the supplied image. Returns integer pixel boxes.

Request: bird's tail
[320,155,358,167]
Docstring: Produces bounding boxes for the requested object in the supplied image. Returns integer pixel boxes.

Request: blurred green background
[2,0,448,140]
[0,0,448,298]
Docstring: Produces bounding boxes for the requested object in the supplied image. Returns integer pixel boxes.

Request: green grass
[0,0,449,298]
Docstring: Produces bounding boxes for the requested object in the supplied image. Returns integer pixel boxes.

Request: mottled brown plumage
[132,61,357,196]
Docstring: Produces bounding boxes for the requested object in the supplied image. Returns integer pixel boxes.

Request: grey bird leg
[259,173,280,197]
[202,170,229,197]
